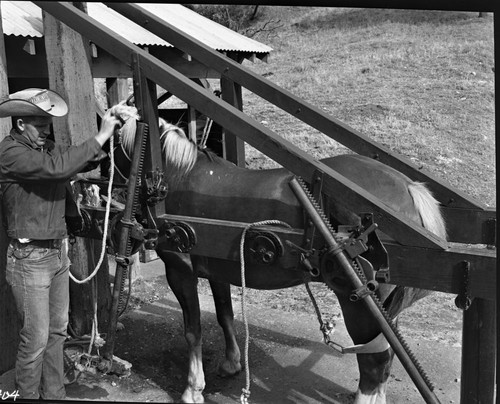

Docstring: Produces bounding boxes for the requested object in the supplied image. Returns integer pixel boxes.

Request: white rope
[69,133,115,285]
[239,220,291,404]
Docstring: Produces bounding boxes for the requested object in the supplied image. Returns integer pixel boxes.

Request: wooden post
[43,3,111,336]
[460,298,496,403]
[0,5,10,137]
[0,4,20,375]
[106,77,129,105]
[187,105,197,143]
[220,54,245,167]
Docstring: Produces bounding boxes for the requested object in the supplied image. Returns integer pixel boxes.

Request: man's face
[17,116,53,148]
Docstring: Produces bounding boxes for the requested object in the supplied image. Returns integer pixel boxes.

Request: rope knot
[240,388,251,404]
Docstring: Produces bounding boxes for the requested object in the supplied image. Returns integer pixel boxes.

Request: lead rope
[67,134,114,360]
[239,220,291,404]
[69,133,115,285]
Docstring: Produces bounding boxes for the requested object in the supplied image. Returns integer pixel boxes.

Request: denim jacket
[0,129,103,240]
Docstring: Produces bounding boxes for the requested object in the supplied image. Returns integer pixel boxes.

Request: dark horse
[115,117,446,404]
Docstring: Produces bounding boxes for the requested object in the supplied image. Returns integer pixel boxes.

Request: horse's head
[114,115,197,187]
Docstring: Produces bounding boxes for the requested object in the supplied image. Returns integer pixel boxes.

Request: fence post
[460,298,496,403]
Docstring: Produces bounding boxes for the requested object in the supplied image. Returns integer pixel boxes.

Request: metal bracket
[350,279,379,302]
[455,261,473,310]
[340,213,390,283]
[246,229,284,265]
[160,221,197,253]
[145,169,168,206]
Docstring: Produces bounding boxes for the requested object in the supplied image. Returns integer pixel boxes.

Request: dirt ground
[16,257,464,404]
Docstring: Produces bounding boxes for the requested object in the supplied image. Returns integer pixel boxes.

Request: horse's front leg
[158,251,205,403]
[207,278,242,377]
[338,295,394,404]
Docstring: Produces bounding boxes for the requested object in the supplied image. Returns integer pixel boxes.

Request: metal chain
[303,281,336,345]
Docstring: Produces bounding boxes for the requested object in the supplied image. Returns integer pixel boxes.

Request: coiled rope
[239,220,291,404]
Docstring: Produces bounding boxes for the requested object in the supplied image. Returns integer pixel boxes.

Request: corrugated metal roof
[136,4,272,53]
[1,2,272,54]
[1,1,43,38]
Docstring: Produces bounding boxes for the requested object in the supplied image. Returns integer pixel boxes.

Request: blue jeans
[6,239,70,400]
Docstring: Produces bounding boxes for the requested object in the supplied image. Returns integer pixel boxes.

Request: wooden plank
[156,214,309,267]
[34,2,447,250]
[220,56,246,167]
[441,206,496,245]
[0,6,10,136]
[152,215,495,300]
[104,2,487,212]
[106,77,129,105]
[382,239,496,300]
[187,105,197,143]
[460,299,496,404]
[0,7,19,374]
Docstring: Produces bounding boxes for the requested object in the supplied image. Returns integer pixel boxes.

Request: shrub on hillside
[184,5,258,33]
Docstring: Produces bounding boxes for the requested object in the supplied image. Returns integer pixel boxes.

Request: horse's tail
[383,181,447,319]
[408,181,447,240]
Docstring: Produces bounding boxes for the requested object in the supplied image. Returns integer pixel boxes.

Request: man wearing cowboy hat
[0,88,122,400]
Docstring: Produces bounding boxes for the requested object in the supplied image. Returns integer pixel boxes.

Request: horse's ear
[158,117,168,134]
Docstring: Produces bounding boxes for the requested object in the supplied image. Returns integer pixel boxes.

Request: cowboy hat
[0,88,68,118]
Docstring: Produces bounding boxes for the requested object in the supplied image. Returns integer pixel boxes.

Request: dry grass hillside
[241,7,495,207]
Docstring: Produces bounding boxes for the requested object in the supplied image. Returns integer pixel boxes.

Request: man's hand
[95,108,123,146]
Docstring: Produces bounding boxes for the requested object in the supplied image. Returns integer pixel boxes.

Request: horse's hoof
[181,389,204,403]
[218,360,242,378]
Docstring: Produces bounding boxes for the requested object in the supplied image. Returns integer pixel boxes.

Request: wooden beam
[151,214,495,300]
[187,105,197,143]
[221,54,245,167]
[0,6,10,137]
[34,1,447,250]
[104,2,487,212]
[382,239,495,300]
[106,77,129,105]
[441,206,496,245]
[460,299,496,403]
[156,214,307,267]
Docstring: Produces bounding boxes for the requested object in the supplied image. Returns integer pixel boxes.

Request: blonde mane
[119,116,197,185]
